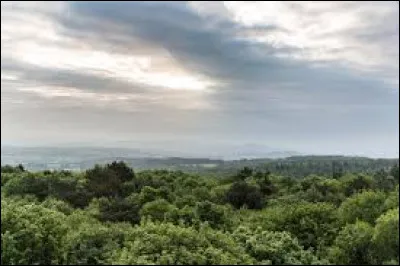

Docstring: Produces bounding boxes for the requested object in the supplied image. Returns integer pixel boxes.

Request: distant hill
[0,144,297,168]
[207,155,399,178]
[1,145,398,178]
[0,145,224,171]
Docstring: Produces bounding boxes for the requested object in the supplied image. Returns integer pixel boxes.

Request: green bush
[96,197,141,224]
[372,208,399,263]
[1,199,68,265]
[328,221,374,265]
[263,202,338,250]
[384,186,399,210]
[3,173,50,200]
[85,165,123,198]
[63,212,128,265]
[233,226,327,265]
[140,199,176,222]
[341,174,374,196]
[338,190,387,225]
[194,201,232,230]
[111,221,255,265]
[225,181,263,209]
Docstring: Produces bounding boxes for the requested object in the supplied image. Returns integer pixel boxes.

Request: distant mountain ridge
[1,144,299,161]
[0,144,298,171]
[1,145,398,177]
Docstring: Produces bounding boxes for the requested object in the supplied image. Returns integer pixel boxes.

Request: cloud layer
[1,1,399,157]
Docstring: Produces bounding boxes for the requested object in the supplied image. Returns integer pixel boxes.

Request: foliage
[1,198,68,265]
[254,169,277,196]
[328,221,375,265]
[296,177,345,205]
[225,181,263,209]
[194,201,232,230]
[196,156,398,179]
[63,212,127,265]
[262,202,338,250]
[390,164,399,183]
[85,165,123,198]
[139,199,176,222]
[166,205,196,226]
[373,169,396,192]
[372,208,399,263]
[40,197,74,215]
[341,174,374,196]
[338,190,387,225]
[235,166,253,181]
[2,172,94,209]
[110,221,255,265]
[137,185,172,205]
[1,160,398,265]
[3,173,51,200]
[1,164,25,174]
[106,161,135,183]
[233,226,328,265]
[96,197,141,224]
[384,186,399,210]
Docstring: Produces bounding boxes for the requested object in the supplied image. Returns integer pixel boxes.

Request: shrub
[110,221,255,265]
[1,199,68,265]
[328,221,374,265]
[226,181,263,209]
[338,190,387,225]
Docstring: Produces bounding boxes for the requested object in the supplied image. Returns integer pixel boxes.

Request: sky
[1,1,399,158]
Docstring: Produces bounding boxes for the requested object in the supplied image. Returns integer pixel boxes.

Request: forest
[1,158,399,265]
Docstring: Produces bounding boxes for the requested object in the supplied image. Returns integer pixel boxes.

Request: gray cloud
[1,1,398,157]
[62,2,397,102]
[1,57,169,96]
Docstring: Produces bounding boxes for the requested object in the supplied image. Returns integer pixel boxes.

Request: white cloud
[1,2,217,93]
[223,1,399,83]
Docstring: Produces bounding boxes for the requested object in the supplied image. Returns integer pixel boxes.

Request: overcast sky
[1,1,399,157]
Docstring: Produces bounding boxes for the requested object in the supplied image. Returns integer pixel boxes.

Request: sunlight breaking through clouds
[1,1,398,157]
[1,1,217,94]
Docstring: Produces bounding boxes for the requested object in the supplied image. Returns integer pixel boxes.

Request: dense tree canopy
[1,160,399,265]
[328,221,375,265]
[338,190,388,225]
